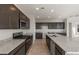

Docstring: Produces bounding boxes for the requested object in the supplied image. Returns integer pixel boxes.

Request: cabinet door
[0,5,10,29]
[8,41,26,55]
[50,40,55,55]
[25,37,33,54]
[9,13,19,29]
[20,12,30,29]
[0,4,20,29]
[25,40,29,53]
[8,5,19,29]
[55,44,65,55]
[15,45,25,55]
[25,39,31,53]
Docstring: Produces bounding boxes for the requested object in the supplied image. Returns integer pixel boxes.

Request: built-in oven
[19,19,27,29]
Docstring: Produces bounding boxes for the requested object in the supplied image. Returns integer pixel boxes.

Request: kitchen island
[46,34,79,55]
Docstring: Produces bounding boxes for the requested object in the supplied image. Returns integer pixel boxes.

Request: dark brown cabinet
[0,4,19,29]
[0,5,10,29]
[9,41,26,55]
[8,35,33,55]
[55,43,65,55]
[36,22,65,29]
[19,12,30,29]
[36,32,43,39]
[46,35,65,55]
[26,39,31,53]
[46,35,51,53]
[48,22,64,29]
[25,36,33,54]
[0,4,30,29]
[15,44,25,55]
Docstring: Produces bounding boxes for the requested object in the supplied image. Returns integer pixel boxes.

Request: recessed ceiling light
[36,8,39,10]
[51,9,54,12]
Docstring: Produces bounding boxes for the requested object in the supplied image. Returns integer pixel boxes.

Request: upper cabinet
[8,5,19,29]
[0,5,10,29]
[19,12,30,29]
[0,4,30,29]
[36,22,65,29]
[48,22,65,29]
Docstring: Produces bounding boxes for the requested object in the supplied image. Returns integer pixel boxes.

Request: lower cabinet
[46,35,65,55]
[25,39,32,53]
[15,44,25,55]
[50,40,55,55]
[55,43,65,55]
[9,36,33,55]
[46,35,51,52]
[25,36,33,54]
[9,41,26,55]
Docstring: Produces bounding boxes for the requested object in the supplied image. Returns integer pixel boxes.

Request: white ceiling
[16,4,79,20]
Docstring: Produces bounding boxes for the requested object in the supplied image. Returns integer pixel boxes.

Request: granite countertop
[47,34,79,55]
[0,38,25,54]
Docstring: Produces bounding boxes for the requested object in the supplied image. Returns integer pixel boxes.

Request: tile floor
[28,39,50,55]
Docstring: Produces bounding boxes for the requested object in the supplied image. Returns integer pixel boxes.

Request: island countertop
[0,38,25,54]
[47,34,79,55]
